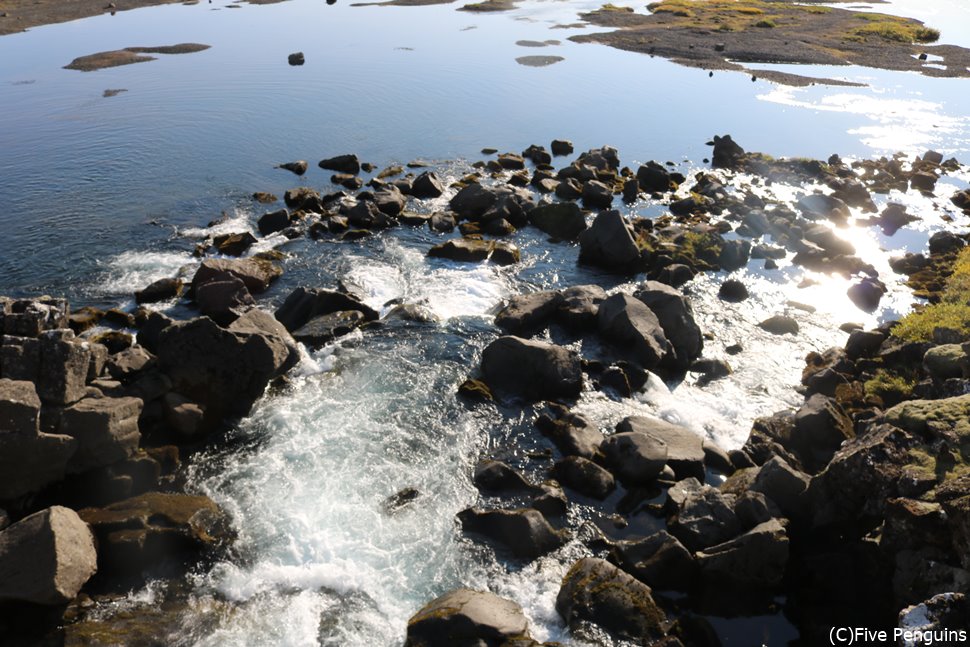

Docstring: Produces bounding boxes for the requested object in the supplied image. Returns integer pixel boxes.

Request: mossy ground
[894,247,970,343]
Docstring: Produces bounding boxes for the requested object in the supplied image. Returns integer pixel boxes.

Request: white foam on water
[179,207,255,239]
[97,250,194,296]
[343,239,511,320]
[186,337,496,647]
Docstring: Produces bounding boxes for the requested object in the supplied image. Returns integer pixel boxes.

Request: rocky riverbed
[3,134,970,644]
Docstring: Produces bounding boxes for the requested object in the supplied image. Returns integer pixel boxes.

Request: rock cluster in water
[3,134,970,643]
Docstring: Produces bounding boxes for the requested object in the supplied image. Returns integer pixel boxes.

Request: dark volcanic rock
[318,154,361,175]
[0,506,97,605]
[480,336,581,401]
[612,530,696,591]
[258,209,292,236]
[291,311,366,347]
[597,293,670,370]
[410,171,444,199]
[155,309,299,425]
[494,291,563,335]
[557,284,607,330]
[552,456,616,499]
[275,287,379,332]
[759,315,799,335]
[616,416,705,481]
[78,492,231,577]
[578,209,644,273]
[458,507,567,560]
[601,430,668,486]
[556,557,667,643]
[668,478,740,552]
[135,277,183,304]
[405,588,532,647]
[633,281,703,370]
[695,519,788,588]
[191,258,282,294]
[527,202,587,240]
[718,279,749,302]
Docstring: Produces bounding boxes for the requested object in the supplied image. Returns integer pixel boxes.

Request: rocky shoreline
[2,135,970,644]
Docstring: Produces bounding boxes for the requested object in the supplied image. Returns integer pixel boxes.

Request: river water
[1,0,970,645]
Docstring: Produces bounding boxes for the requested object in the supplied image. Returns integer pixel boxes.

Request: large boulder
[155,309,299,425]
[291,311,366,347]
[1,331,92,406]
[480,336,581,401]
[194,273,254,326]
[667,478,741,551]
[458,507,567,560]
[808,424,920,528]
[494,291,563,335]
[601,431,668,486]
[748,456,810,518]
[534,408,604,459]
[527,202,587,240]
[0,506,97,605]
[578,210,644,273]
[557,285,606,330]
[0,379,77,499]
[597,293,670,371]
[556,557,667,643]
[695,519,789,588]
[410,171,444,199]
[79,492,231,577]
[612,530,696,591]
[190,258,282,295]
[274,287,379,332]
[633,281,703,370]
[405,588,531,647]
[59,396,143,473]
[552,456,615,499]
[792,394,854,472]
[0,297,69,337]
[616,416,705,480]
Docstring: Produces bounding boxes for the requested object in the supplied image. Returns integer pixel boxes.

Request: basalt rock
[494,291,563,336]
[601,430,668,486]
[667,478,740,552]
[194,273,254,325]
[597,293,670,371]
[78,492,232,578]
[527,202,587,241]
[59,395,143,474]
[612,530,696,591]
[633,281,703,371]
[291,310,366,347]
[473,460,541,497]
[0,379,77,499]
[578,210,645,273]
[318,154,361,175]
[155,309,299,425]
[191,258,282,295]
[552,456,615,499]
[134,278,183,304]
[480,336,581,401]
[274,287,379,332]
[616,416,705,481]
[556,557,667,643]
[695,519,788,588]
[556,285,607,330]
[458,507,567,560]
[405,588,532,647]
[534,408,604,459]
[0,506,97,605]
[410,171,444,199]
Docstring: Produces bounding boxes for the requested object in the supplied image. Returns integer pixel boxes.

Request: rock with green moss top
[405,588,533,647]
[884,393,970,439]
[923,344,970,380]
[555,557,667,643]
